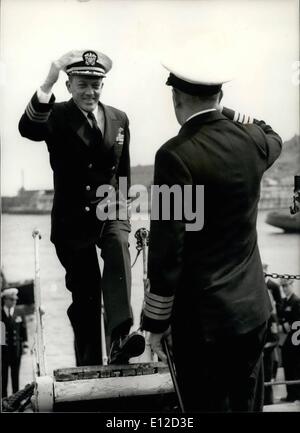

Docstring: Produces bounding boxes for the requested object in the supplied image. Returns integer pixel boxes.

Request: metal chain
[265,273,300,280]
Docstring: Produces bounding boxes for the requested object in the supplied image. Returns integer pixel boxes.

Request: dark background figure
[263,263,282,405]
[278,279,300,402]
[1,288,28,397]
[142,51,282,412]
[18,49,144,366]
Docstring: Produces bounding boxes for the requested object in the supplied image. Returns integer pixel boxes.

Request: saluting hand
[41,51,76,93]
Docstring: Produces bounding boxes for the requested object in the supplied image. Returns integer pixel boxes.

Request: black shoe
[109,332,145,365]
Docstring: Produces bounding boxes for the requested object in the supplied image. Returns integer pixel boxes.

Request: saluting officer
[142,48,282,412]
[19,50,145,366]
[1,288,28,397]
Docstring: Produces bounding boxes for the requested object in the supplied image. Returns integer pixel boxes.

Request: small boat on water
[266,210,300,233]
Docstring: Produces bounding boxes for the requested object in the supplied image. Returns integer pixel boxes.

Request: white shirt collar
[78,105,99,120]
[185,108,217,124]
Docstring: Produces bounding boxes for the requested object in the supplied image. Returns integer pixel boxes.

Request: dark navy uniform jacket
[142,110,282,339]
[19,93,130,248]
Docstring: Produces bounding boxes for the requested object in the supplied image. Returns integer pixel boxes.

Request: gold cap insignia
[83,51,98,66]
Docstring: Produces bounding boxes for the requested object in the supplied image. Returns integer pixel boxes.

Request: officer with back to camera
[142,48,282,412]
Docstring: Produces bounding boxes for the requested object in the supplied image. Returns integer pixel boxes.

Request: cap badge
[83,51,98,66]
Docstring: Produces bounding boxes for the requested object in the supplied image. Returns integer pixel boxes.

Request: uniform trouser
[172,320,267,412]
[55,220,133,366]
[281,334,300,400]
[1,348,21,397]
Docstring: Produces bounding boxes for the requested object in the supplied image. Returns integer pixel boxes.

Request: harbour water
[1,211,300,392]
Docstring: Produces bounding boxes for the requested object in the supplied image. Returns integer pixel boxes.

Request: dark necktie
[87,112,103,148]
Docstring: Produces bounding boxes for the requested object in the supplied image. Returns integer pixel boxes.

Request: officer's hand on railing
[164,326,173,356]
[149,332,167,362]
[148,326,173,363]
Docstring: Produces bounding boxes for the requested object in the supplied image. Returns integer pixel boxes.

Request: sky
[0,0,299,195]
